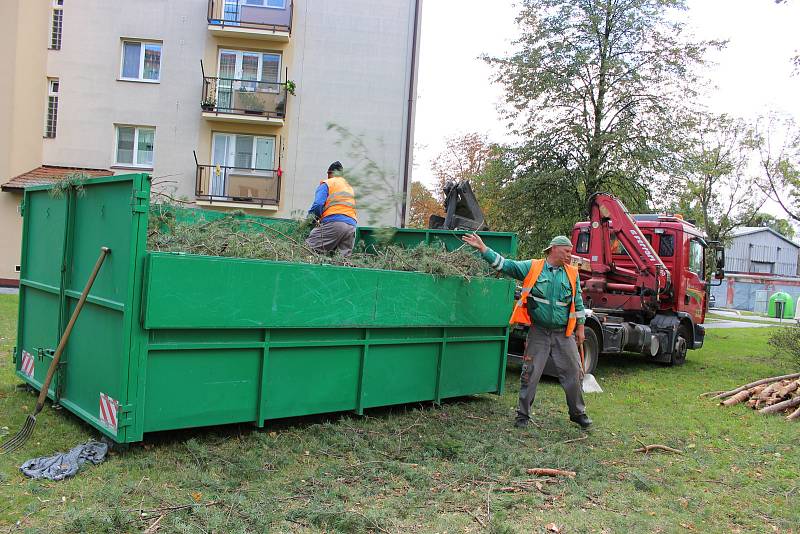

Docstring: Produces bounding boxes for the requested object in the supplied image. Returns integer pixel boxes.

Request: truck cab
[573,215,712,328]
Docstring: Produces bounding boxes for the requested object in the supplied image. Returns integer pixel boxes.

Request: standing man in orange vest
[305,161,358,256]
[462,234,592,430]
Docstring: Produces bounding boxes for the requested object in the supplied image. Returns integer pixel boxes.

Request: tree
[485,0,725,246]
[429,133,493,201]
[407,181,443,228]
[750,213,796,240]
[657,113,763,242]
[754,114,800,224]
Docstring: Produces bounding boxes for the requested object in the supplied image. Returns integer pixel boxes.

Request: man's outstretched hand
[462,233,487,253]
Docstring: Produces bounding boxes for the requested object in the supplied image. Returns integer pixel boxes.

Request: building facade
[0,0,421,285]
[709,227,800,311]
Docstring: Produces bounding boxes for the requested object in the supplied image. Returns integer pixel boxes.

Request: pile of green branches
[147,205,495,279]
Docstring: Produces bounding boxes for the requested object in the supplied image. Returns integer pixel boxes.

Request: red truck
[509,193,725,373]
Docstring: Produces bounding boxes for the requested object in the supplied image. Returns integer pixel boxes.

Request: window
[44,78,59,138]
[575,232,590,254]
[50,1,63,50]
[212,133,275,170]
[120,40,162,82]
[244,0,286,8]
[115,126,155,167]
[688,239,704,278]
[209,133,277,198]
[658,233,675,257]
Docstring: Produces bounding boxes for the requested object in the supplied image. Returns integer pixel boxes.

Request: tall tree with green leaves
[656,113,763,242]
[485,0,724,253]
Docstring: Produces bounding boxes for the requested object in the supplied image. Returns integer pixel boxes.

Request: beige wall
[0,0,420,282]
[0,0,50,282]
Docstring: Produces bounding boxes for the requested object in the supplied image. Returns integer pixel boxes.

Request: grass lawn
[1,292,798,533]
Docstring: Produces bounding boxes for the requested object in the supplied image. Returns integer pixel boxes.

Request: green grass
[1,293,798,533]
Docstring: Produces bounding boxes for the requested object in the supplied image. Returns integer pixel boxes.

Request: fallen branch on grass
[634,444,684,454]
[526,468,576,478]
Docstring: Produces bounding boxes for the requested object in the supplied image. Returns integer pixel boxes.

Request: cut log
[758,382,782,400]
[758,396,800,415]
[714,373,800,400]
[525,468,576,478]
[787,406,800,421]
[776,380,800,398]
[721,390,752,406]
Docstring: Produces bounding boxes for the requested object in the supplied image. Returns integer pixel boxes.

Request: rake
[1,247,110,454]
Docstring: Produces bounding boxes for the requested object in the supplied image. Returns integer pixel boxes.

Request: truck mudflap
[693,323,705,349]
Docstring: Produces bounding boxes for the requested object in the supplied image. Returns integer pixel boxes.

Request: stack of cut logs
[714,372,800,420]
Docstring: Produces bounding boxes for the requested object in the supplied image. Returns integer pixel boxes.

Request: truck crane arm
[584,193,671,311]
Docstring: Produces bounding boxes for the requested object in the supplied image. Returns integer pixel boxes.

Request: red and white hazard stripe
[99,392,118,433]
[20,350,35,378]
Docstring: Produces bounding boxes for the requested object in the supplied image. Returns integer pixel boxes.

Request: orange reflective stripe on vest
[509,259,580,337]
[321,177,357,221]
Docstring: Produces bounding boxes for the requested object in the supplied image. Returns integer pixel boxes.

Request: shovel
[1,247,110,454]
[579,344,603,394]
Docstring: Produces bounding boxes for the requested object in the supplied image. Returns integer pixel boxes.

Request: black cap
[327,161,343,173]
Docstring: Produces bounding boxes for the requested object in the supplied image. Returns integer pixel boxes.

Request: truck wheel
[582,328,600,374]
[670,324,690,366]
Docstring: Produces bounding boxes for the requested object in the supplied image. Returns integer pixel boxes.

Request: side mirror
[715,247,725,271]
[715,268,725,280]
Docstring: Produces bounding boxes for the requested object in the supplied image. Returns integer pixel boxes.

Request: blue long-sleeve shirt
[309,183,357,226]
[481,248,585,329]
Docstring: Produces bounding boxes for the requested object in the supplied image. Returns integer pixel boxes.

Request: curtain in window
[235,135,254,168]
[117,127,135,164]
[261,54,280,85]
[255,137,274,170]
[137,129,155,166]
[122,42,141,78]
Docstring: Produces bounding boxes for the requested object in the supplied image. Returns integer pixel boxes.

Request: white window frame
[50,1,63,50]
[119,40,162,83]
[243,0,287,9]
[114,125,156,168]
[211,132,276,170]
[44,78,59,138]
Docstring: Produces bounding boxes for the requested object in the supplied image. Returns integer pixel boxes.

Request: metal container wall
[15,174,515,443]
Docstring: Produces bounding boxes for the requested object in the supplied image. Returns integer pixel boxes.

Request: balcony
[195,162,281,208]
[207,0,293,41]
[201,76,288,126]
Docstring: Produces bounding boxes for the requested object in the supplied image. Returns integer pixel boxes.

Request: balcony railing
[196,162,281,206]
[207,0,293,35]
[201,76,288,120]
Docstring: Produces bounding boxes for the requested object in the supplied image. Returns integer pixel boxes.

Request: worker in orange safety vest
[462,234,592,430]
[305,161,358,256]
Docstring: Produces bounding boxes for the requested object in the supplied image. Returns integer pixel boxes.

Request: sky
[412,0,800,218]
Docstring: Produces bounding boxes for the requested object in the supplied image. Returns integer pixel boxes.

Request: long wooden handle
[579,344,586,373]
[34,247,111,414]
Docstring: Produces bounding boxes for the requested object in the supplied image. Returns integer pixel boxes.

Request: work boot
[569,414,592,429]
[514,417,529,429]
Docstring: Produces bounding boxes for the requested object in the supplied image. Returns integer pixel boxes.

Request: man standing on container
[305,161,358,256]
[461,234,592,430]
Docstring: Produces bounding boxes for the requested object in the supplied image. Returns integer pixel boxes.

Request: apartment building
[0,0,422,285]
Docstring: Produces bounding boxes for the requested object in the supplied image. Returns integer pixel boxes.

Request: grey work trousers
[305,220,356,256]
[517,324,586,421]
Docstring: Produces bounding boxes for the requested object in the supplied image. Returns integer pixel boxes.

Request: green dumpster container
[768,291,794,319]
[14,174,516,443]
